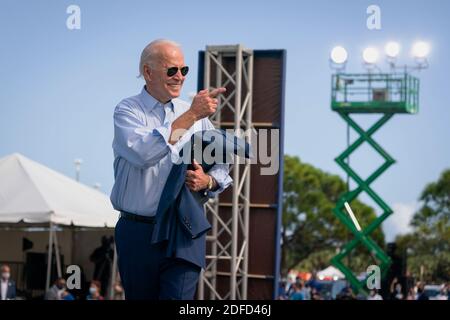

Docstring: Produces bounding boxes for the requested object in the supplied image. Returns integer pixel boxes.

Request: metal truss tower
[197,45,254,300]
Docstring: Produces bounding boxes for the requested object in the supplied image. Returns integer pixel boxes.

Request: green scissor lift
[330,72,419,295]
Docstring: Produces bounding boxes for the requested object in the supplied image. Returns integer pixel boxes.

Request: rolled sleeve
[152,122,171,143]
[113,106,171,168]
[152,121,184,164]
[206,164,233,198]
[113,103,190,167]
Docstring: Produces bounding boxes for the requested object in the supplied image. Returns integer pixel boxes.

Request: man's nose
[175,68,188,79]
[172,70,184,80]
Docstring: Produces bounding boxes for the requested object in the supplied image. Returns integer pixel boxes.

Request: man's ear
[144,65,152,82]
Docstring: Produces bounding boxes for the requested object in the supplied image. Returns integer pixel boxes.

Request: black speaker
[387,242,406,279]
[24,252,64,290]
[22,237,34,251]
[381,242,407,299]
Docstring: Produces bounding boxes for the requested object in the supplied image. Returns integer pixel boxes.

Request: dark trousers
[115,217,201,300]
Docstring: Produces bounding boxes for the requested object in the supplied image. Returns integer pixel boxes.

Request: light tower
[329,41,429,295]
[74,158,83,182]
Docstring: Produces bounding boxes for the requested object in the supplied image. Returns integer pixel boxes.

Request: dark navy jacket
[2,280,16,300]
[150,129,252,268]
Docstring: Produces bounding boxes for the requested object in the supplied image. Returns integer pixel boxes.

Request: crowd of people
[278,275,449,300]
[0,236,121,300]
[0,263,124,301]
[43,277,124,301]
[387,277,449,300]
[2,260,449,301]
[277,276,326,300]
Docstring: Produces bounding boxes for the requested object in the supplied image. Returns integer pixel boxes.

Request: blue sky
[1,0,449,241]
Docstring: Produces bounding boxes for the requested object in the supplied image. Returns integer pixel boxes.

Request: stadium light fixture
[330,46,348,71]
[362,47,379,65]
[385,41,400,58]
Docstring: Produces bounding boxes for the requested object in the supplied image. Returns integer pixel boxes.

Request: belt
[120,211,156,224]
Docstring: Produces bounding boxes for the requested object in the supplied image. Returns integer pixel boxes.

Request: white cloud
[382,202,418,242]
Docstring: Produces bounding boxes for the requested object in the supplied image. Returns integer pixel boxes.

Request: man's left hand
[185,160,210,192]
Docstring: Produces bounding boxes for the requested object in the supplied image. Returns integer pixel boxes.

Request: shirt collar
[140,86,174,112]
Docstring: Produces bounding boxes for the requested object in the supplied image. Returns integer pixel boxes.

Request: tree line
[282,155,449,283]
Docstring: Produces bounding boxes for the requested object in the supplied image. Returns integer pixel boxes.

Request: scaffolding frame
[197,45,254,300]
[330,72,419,295]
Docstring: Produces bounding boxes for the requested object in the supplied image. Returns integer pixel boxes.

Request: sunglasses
[166,66,189,77]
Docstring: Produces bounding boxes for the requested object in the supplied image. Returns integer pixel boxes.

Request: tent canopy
[0,153,118,227]
[317,266,345,280]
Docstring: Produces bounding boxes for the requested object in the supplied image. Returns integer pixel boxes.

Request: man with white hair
[111,39,232,299]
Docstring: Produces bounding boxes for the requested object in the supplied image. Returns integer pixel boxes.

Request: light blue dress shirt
[110,87,232,217]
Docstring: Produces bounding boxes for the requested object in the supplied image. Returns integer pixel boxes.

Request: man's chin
[168,90,181,99]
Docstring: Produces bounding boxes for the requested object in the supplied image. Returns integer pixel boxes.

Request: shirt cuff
[205,165,233,198]
[152,122,187,164]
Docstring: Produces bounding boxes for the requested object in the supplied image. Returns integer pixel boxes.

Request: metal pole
[45,222,54,291]
[71,227,76,271]
[242,53,253,299]
[197,49,211,301]
[74,159,82,182]
[108,244,118,300]
[197,269,205,300]
[230,45,243,300]
[52,228,62,278]
[346,122,351,268]
[209,52,223,300]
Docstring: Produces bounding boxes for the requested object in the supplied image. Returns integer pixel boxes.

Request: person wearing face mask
[367,289,383,300]
[0,264,16,300]
[389,277,404,300]
[86,280,104,300]
[44,277,66,300]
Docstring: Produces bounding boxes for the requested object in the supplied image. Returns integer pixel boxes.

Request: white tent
[0,153,118,227]
[317,266,345,280]
[0,153,119,296]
